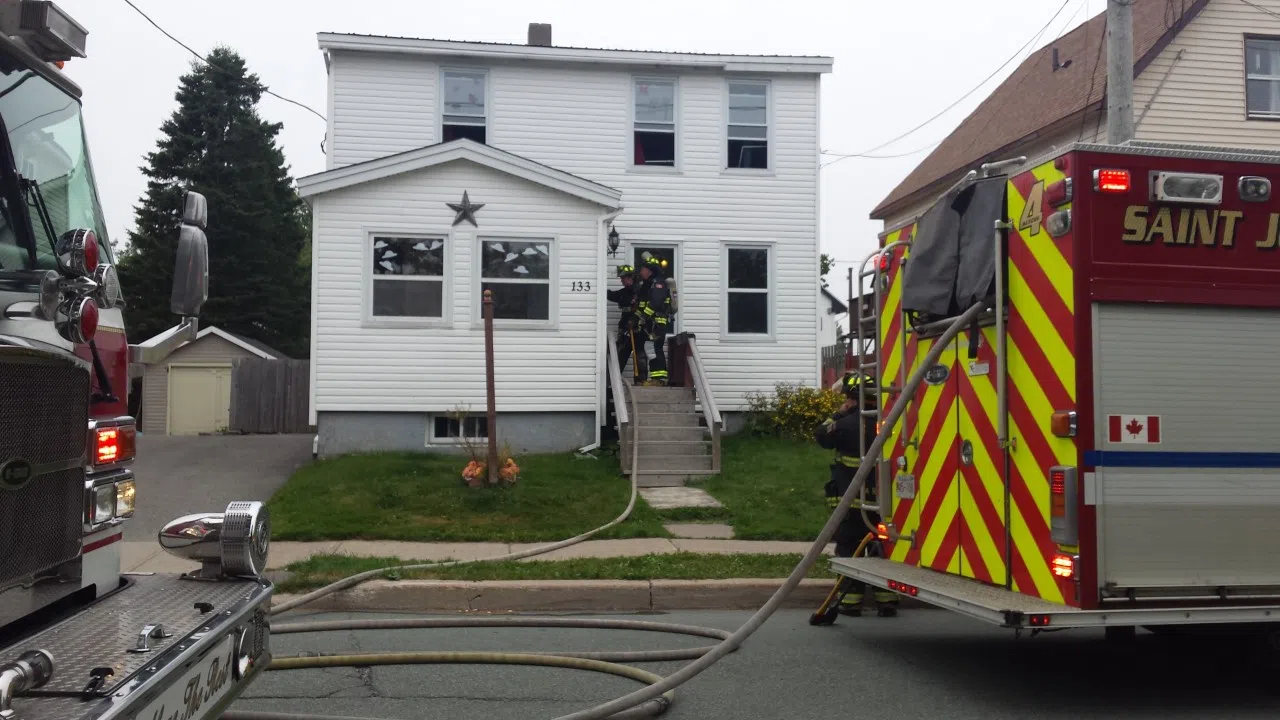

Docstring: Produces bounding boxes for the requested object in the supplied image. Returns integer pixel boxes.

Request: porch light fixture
[607,225,621,256]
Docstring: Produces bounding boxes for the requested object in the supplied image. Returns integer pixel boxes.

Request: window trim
[629,75,681,173]
[361,228,453,329]
[439,66,492,142]
[1244,34,1280,122]
[472,233,559,330]
[426,413,489,445]
[721,242,775,342]
[722,78,774,173]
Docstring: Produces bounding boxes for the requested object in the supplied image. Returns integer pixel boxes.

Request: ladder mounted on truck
[850,239,911,461]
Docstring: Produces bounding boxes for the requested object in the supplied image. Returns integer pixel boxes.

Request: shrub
[745,382,845,441]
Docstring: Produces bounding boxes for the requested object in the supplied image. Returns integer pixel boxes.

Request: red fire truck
[833,140,1280,640]
[0,2,273,717]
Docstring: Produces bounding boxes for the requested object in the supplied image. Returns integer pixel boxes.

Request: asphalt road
[232,609,1280,719]
[126,433,313,540]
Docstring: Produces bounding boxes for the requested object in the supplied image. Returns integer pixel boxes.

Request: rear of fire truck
[0,2,273,718]
[833,140,1280,639]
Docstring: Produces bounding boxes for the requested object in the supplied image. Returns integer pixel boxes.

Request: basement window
[727,81,769,169]
[633,78,676,167]
[433,415,488,441]
[443,70,487,143]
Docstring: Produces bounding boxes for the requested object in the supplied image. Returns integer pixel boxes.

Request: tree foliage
[117,47,310,357]
[820,253,833,287]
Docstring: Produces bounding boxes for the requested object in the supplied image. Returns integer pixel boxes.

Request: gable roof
[318,32,833,74]
[821,286,848,314]
[871,0,1207,220]
[137,324,284,361]
[296,139,623,209]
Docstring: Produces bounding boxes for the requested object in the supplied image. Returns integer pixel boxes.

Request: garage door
[168,365,232,435]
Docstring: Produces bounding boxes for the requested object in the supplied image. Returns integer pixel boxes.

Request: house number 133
[570,281,593,292]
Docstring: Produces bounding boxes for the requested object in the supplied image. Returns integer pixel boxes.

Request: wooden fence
[229,357,313,434]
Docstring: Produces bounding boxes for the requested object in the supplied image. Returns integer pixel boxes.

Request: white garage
[137,326,284,435]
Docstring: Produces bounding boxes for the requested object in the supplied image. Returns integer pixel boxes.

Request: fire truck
[832,140,1280,640]
[0,2,273,718]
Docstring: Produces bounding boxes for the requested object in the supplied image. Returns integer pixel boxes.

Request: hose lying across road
[238,303,984,720]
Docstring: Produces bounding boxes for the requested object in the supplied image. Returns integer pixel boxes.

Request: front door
[632,245,679,334]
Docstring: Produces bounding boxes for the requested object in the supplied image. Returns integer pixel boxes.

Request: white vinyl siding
[323,54,821,411]
[310,160,605,414]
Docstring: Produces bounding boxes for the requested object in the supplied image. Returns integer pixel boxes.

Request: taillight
[876,522,889,541]
[94,425,136,466]
[1052,553,1076,579]
[1093,168,1131,193]
[1049,466,1079,546]
[887,579,919,596]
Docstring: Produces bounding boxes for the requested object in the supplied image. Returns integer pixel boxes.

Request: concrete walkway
[123,538,840,574]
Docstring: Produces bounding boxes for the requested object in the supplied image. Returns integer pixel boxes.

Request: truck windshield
[0,57,111,272]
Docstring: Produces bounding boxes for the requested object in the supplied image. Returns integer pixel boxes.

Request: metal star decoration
[447,191,485,227]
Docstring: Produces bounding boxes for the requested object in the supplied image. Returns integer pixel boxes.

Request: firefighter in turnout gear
[815,372,900,617]
[636,252,672,386]
[607,265,642,378]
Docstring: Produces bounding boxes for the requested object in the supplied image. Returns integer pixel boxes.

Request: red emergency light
[1094,169,1131,193]
[879,253,891,272]
[876,522,889,541]
[1050,468,1067,517]
[93,423,136,467]
[1052,553,1076,579]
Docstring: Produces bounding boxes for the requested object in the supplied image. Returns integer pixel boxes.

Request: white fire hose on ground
[223,303,985,720]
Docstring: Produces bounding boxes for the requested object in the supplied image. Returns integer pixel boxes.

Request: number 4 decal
[1018,180,1045,236]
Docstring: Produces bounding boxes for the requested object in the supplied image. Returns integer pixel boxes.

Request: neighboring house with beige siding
[137,326,283,436]
[873,0,1280,229]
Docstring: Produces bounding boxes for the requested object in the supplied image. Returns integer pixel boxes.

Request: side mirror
[170,190,208,317]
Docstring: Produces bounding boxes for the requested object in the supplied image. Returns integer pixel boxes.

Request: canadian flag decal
[1108,415,1162,444]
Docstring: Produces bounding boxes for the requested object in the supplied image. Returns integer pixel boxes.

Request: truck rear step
[831,557,1280,630]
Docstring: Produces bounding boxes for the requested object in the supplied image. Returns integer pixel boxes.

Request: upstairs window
[443,70,487,143]
[725,245,771,336]
[633,78,676,167]
[370,235,446,319]
[728,82,769,169]
[1247,37,1280,120]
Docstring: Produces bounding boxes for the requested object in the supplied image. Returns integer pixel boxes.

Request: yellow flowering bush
[745,383,845,440]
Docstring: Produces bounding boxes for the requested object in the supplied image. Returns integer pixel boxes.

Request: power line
[1239,0,1280,20]
[120,0,327,123]
[820,140,941,167]
[835,0,1074,160]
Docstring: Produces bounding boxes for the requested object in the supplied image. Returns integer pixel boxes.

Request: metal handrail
[606,336,630,427]
[685,337,722,429]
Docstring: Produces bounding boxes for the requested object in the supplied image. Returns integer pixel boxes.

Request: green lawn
[276,552,832,593]
[675,434,834,541]
[268,451,668,542]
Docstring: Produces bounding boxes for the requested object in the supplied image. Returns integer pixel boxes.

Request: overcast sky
[58,0,1095,294]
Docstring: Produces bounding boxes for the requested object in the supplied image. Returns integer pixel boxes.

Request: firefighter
[607,265,641,378]
[815,371,899,617]
[636,252,672,387]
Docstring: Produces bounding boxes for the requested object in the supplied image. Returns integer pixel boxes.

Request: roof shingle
[871,0,1207,220]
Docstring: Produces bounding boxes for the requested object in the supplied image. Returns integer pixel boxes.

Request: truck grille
[0,347,89,589]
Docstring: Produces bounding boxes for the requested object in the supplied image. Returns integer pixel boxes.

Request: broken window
[443,70,487,143]
[727,82,768,169]
[479,238,552,322]
[370,235,445,319]
[633,78,676,166]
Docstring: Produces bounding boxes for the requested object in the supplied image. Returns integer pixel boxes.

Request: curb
[271,579,930,614]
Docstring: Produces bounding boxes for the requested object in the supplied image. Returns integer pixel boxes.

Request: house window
[443,70,487,143]
[371,235,445,318]
[633,78,676,167]
[725,246,771,335]
[727,82,769,169]
[479,238,552,321]
[1247,37,1280,119]
[433,415,488,440]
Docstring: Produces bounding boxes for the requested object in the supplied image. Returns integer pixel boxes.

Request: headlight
[115,478,136,518]
[92,483,115,525]
[159,501,271,579]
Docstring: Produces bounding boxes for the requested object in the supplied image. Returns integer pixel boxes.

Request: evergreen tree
[117,47,310,357]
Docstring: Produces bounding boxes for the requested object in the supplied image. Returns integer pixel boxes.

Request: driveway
[124,433,314,542]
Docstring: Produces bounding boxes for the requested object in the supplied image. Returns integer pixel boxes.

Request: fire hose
[227,302,986,720]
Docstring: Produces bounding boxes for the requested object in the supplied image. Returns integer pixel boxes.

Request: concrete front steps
[622,386,719,488]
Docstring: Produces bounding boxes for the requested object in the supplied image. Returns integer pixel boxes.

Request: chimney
[528,23,552,47]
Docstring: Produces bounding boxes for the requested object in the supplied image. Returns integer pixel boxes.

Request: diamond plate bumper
[3,573,271,720]
[831,557,1280,629]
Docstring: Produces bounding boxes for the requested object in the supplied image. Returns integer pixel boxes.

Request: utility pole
[1105,0,1135,144]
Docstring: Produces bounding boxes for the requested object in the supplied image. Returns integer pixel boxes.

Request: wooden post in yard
[483,289,499,485]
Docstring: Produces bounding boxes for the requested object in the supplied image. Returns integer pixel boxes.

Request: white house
[298,25,833,456]
[819,286,847,348]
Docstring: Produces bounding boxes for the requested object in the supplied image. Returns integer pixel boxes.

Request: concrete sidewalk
[123,538,840,574]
